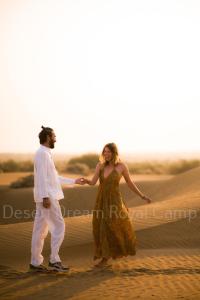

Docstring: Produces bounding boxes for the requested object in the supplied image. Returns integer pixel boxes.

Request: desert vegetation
[1,154,198,188]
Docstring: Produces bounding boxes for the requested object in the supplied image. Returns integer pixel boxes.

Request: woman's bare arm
[122,163,151,203]
[85,163,101,186]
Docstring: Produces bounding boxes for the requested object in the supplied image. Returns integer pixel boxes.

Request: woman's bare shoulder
[116,162,127,170]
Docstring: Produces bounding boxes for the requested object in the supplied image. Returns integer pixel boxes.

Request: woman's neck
[106,161,114,166]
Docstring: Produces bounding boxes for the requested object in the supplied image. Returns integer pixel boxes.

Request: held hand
[80,178,90,184]
[141,195,152,204]
[43,198,51,209]
[75,177,87,185]
[82,178,90,184]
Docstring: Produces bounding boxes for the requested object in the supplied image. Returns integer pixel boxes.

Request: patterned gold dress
[92,165,137,259]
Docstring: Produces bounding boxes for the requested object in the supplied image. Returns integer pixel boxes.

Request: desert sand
[0,167,200,299]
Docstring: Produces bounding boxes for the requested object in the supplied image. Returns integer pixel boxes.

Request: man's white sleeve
[36,152,49,198]
[58,176,76,185]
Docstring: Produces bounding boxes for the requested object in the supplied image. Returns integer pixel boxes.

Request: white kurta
[33,145,75,202]
[31,145,76,266]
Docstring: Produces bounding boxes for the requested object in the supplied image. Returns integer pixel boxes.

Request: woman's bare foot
[94,257,110,268]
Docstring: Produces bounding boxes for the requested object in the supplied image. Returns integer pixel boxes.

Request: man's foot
[29,264,48,272]
[48,261,70,272]
[94,258,110,268]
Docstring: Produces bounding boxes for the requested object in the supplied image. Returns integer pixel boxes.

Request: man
[30,126,84,272]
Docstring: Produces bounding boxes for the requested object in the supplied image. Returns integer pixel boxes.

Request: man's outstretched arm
[58,176,85,185]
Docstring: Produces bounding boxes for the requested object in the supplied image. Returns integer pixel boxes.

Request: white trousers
[31,199,65,266]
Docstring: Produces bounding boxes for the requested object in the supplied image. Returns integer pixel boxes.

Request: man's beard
[49,140,55,149]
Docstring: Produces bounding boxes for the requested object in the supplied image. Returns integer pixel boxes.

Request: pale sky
[0,0,200,155]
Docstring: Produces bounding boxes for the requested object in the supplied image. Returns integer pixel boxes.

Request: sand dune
[0,167,200,299]
[0,173,171,224]
[0,190,199,254]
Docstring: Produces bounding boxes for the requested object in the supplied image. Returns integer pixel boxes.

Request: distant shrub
[167,159,200,175]
[0,160,33,173]
[10,174,34,188]
[0,160,19,172]
[128,161,166,174]
[65,163,90,175]
[68,154,99,169]
[128,159,200,175]
[17,160,33,172]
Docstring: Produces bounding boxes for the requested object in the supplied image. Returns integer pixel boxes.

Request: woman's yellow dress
[92,165,137,259]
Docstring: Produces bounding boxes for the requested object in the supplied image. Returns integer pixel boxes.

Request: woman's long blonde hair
[99,143,121,165]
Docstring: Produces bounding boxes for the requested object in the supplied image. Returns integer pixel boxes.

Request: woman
[84,143,151,268]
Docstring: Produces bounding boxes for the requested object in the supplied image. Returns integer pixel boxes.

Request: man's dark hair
[39,126,53,144]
